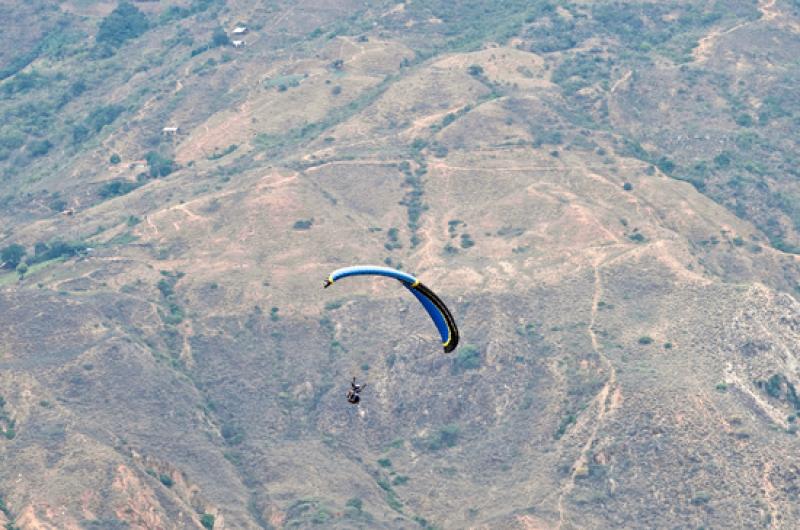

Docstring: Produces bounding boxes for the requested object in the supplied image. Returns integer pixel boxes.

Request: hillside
[1,1,800,529]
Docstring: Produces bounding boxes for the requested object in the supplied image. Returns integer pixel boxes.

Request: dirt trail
[761,461,780,529]
[556,251,622,529]
[427,161,648,173]
[760,0,779,21]
[693,0,778,63]
[610,70,632,94]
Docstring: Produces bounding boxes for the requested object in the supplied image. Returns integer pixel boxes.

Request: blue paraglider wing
[324,265,459,352]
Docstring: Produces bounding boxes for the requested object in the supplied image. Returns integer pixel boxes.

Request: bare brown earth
[1,1,800,529]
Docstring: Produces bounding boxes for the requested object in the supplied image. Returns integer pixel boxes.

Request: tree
[97,2,150,48]
[1,244,25,269]
[145,151,176,177]
[211,27,230,47]
[467,64,484,76]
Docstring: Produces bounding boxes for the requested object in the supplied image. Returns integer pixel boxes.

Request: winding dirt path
[556,250,625,529]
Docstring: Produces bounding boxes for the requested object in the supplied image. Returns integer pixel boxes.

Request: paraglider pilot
[347,377,366,404]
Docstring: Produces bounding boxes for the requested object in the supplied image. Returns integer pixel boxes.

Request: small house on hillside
[232,40,246,48]
[232,26,248,35]
[162,126,179,135]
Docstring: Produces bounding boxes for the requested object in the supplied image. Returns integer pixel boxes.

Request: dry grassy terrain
[1,1,800,529]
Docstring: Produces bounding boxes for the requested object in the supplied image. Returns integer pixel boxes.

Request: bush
[638,336,653,345]
[691,491,711,505]
[99,180,140,199]
[87,105,124,133]
[377,458,392,468]
[159,474,174,487]
[467,64,484,76]
[200,514,215,529]
[157,278,174,298]
[145,151,176,178]
[430,424,460,450]
[454,344,480,372]
[28,139,53,157]
[392,475,409,486]
[110,153,121,164]
[345,498,363,511]
[293,219,313,230]
[623,182,633,191]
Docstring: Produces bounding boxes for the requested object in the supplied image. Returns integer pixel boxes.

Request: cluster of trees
[0,240,88,276]
[96,2,150,49]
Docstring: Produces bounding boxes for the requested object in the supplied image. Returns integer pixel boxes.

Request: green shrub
[691,491,711,505]
[99,180,140,198]
[87,105,124,133]
[454,344,480,372]
[377,458,392,468]
[416,424,460,452]
[28,139,53,157]
[159,474,174,487]
[293,219,313,230]
[392,475,409,486]
[157,278,174,298]
[49,198,68,212]
[555,413,576,439]
[734,113,754,127]
[110,153,121,164]
[145,151,176,177]
[638,336,653,345]
[200,514,215,529]
[346,498,363,511]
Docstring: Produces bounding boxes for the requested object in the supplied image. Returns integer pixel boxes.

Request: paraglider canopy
[324,265,459,353]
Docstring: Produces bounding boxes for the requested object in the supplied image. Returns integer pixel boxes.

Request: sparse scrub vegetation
[415,424,460,452]
[453,344,480,372]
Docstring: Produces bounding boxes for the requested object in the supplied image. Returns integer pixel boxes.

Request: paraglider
[346,377,367,405]
[323,265,459,405]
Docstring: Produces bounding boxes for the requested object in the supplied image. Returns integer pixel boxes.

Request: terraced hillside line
[556,256,619,529]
